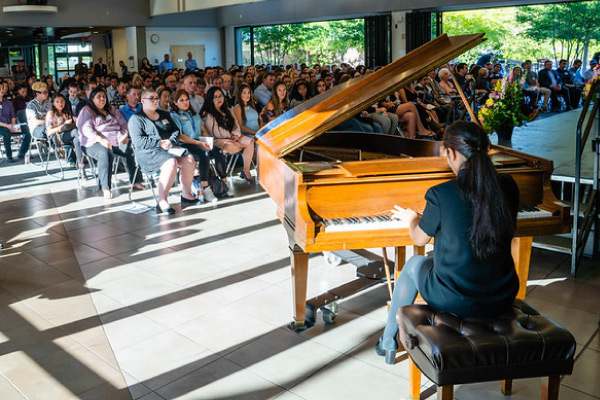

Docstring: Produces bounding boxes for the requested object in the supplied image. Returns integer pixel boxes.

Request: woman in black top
[376,121,519,365]
[128,88,198,214]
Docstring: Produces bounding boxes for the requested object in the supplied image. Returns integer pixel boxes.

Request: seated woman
[398,83,445,134]
[45,94,85,172]
[438,68,458,96]
[201,87,255,184]
[232,83,260,137]
[260,81,289,124]
[157,88,172,112]
[392,94,435,139]
[288,81,311,109]
[77,87,143,199]
[315,78,328,95]
[171,89,230,202]
[128,88,197,214]
[375,121,519,365]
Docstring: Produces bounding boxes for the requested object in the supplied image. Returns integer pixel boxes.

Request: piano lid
[255,33,485,159]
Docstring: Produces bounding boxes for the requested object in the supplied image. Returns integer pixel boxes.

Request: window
[237,19,365,67]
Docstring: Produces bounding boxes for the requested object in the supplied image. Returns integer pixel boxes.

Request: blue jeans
[381,255,434,351]
[1,126,31,160]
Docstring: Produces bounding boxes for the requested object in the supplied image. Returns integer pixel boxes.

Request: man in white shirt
[182,74,203,113]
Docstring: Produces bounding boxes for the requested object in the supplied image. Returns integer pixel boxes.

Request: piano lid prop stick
[447,65,481,126]
[381,247,393,300]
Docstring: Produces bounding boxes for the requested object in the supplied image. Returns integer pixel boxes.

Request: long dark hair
[171,89,195,116]
[51,94,73,118]
[234,82,257,124]
[289,81,311,102]
[200,86,235,131]
[87,87,112,117]
[443,121,515,260]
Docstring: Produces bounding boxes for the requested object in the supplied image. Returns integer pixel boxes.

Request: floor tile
[100,307,168,352]
[563,348,600,397]
[156,357,286,399]
[225,328,341,389]
[115,330,216,391]
[174,306,278,355]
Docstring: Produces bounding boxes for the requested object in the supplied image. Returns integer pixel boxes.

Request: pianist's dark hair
[443,121,515,260]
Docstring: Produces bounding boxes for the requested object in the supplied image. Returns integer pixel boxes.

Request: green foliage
[444,2,599,63]
[241,19,364,66]
[517,2,600,62]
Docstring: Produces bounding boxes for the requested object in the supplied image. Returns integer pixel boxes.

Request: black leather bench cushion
[397,300,576,386]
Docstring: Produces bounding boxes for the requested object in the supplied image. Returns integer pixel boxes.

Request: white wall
[112,29,128,75]
[145,27,222,67]
[91,34,106,66]
[126,27,139,72]
[391,11,407,60]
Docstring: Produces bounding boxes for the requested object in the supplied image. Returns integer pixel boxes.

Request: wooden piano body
[255,34,570,329]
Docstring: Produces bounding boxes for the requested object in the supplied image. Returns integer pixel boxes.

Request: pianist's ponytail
[443,121,515,260]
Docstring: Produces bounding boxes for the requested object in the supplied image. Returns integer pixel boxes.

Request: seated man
[119,87,142,122]
[538,60,570,112]
[0,81,30,162]
[522,60,550,111]
[25,82,52,140]
[556,59,581,109]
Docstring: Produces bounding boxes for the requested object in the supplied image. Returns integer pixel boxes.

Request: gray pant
[370,112,399,135]
[381,255,433,351]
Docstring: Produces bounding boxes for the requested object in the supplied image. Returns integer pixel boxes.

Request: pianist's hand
[391,205,419,223]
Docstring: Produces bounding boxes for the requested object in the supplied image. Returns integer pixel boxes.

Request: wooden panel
[256,33,485,158]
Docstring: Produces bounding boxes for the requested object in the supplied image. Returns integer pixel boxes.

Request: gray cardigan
[128,109,180,175]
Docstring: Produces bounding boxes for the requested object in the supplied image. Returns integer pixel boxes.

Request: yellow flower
[486,99,494,107]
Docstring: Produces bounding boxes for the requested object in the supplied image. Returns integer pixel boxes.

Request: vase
[495,124,514,146]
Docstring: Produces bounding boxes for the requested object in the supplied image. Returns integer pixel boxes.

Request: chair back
[16,110,31,136]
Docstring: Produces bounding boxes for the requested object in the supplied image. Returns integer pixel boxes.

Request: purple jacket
[0,98,16,124]
[76,104,128,148]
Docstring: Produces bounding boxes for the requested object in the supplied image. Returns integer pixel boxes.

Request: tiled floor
[0,113,599,399]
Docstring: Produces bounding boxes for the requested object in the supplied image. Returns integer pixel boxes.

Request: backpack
[208,174,229,198]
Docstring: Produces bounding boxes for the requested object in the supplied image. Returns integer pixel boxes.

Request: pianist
[376,121,520,365]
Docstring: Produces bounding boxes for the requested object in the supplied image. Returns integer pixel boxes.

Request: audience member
[538,60,570,112]
[45,94,83,169]
[254,72,276,108]
[77,87,142,199]
[119,87,142,122]
[25,82,52,140]
[556,59,581,109]
[201,87,255,184]
[232,83,261,137]
[159,54,175,75]
[0,81,29,163]
[129,88,197,213]
[185,52,198,71]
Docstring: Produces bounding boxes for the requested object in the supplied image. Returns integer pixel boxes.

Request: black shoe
[180,196,200,205]
[6,157,15,163]
[156,205,176,214]
[239,171,255,184]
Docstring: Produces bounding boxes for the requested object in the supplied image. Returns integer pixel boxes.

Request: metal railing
[571,78,599,276]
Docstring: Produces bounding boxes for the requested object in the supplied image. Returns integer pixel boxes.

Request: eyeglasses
[214,95,224,100]
[143,97,160,101]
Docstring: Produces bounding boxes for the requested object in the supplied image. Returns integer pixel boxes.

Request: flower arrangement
[583,66,599,99]
[478,79,528,133]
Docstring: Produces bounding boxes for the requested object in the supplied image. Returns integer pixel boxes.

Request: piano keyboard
[323,215,408,232]
[517,206,553,219]
[323,206,553,233]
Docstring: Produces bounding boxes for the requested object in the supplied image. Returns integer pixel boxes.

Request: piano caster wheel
[321,302,338,324]
[323,251,342,267]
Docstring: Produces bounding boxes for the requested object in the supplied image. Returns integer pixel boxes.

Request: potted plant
[478,79,528,143]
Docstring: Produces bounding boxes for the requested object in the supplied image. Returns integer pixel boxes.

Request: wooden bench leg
[409,358,421,400]
[502,379,513,395]
[542,375,560,400]
[437,385,454,400]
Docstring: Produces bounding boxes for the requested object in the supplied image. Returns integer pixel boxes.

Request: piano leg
[512,237,533,300]
[393,246,407,280]
[290,246,310,330]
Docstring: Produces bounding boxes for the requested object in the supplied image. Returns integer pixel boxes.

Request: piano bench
[397,300,576,400]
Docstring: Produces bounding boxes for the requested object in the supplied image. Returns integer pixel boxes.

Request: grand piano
[255,33,570,329]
